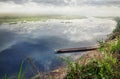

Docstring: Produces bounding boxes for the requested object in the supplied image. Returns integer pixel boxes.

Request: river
[0,18,116,78]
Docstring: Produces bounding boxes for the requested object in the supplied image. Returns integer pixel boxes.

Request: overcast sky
[0,0,120,16]
[0,0,120,6]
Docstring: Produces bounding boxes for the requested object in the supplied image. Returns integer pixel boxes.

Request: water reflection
[0,30,17,52]
[0,35,73,77]
[0,18,116,78]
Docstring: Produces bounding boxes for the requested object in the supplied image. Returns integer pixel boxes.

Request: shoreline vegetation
[0,15,86,24]
[0,15,117,24]
[1,17,120,79]
[63,17,120,79]
[43,17,120,79]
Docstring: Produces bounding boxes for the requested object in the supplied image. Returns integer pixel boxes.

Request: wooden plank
[56,45,99,54]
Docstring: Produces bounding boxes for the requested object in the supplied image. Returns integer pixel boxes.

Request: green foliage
[64,56,119,79]
[109,37,120,53]
[65,34,120,79]
[98,41,108,53]
[98,37,120,54]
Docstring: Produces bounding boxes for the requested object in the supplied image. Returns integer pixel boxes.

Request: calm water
[0,18,116,78]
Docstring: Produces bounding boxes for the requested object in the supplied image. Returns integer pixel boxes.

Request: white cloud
[0,1,120,16]
[1,0,120,6]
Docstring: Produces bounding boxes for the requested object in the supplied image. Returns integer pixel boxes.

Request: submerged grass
[2,61,24,79]
[17,61,24,79]
[2,74,9,79]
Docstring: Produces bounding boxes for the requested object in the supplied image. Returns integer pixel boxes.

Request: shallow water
[0,18,116,78]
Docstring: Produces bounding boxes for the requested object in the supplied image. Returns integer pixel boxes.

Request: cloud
[0,2,120,16]
[0,0,120,6]
[0,0,120,16]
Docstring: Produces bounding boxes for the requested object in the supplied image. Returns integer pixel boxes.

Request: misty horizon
[0,0,120,17]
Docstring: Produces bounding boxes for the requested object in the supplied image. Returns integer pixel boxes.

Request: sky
[0,0,120,16]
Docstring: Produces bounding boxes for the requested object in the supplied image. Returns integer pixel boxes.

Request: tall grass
[109,37,120,54]
[17,61,24,79]
[64,17,120,79]
[2,74,9,79]
[64,55,119,79]
[2,61,24,79]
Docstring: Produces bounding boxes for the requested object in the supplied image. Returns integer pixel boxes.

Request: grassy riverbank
[30,17,120,79]
[64,17,120,79]
[40,17,120,79]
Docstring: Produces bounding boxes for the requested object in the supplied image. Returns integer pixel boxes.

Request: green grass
[65,41,120,79]
[64,17,120,79]
[17,61,24,79]
[2,74,9,79]
[2,61,24,79]
[64,55,119,79]
[109,37,120,53]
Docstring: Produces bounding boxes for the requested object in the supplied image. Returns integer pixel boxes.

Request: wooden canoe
[56,45,99,54]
